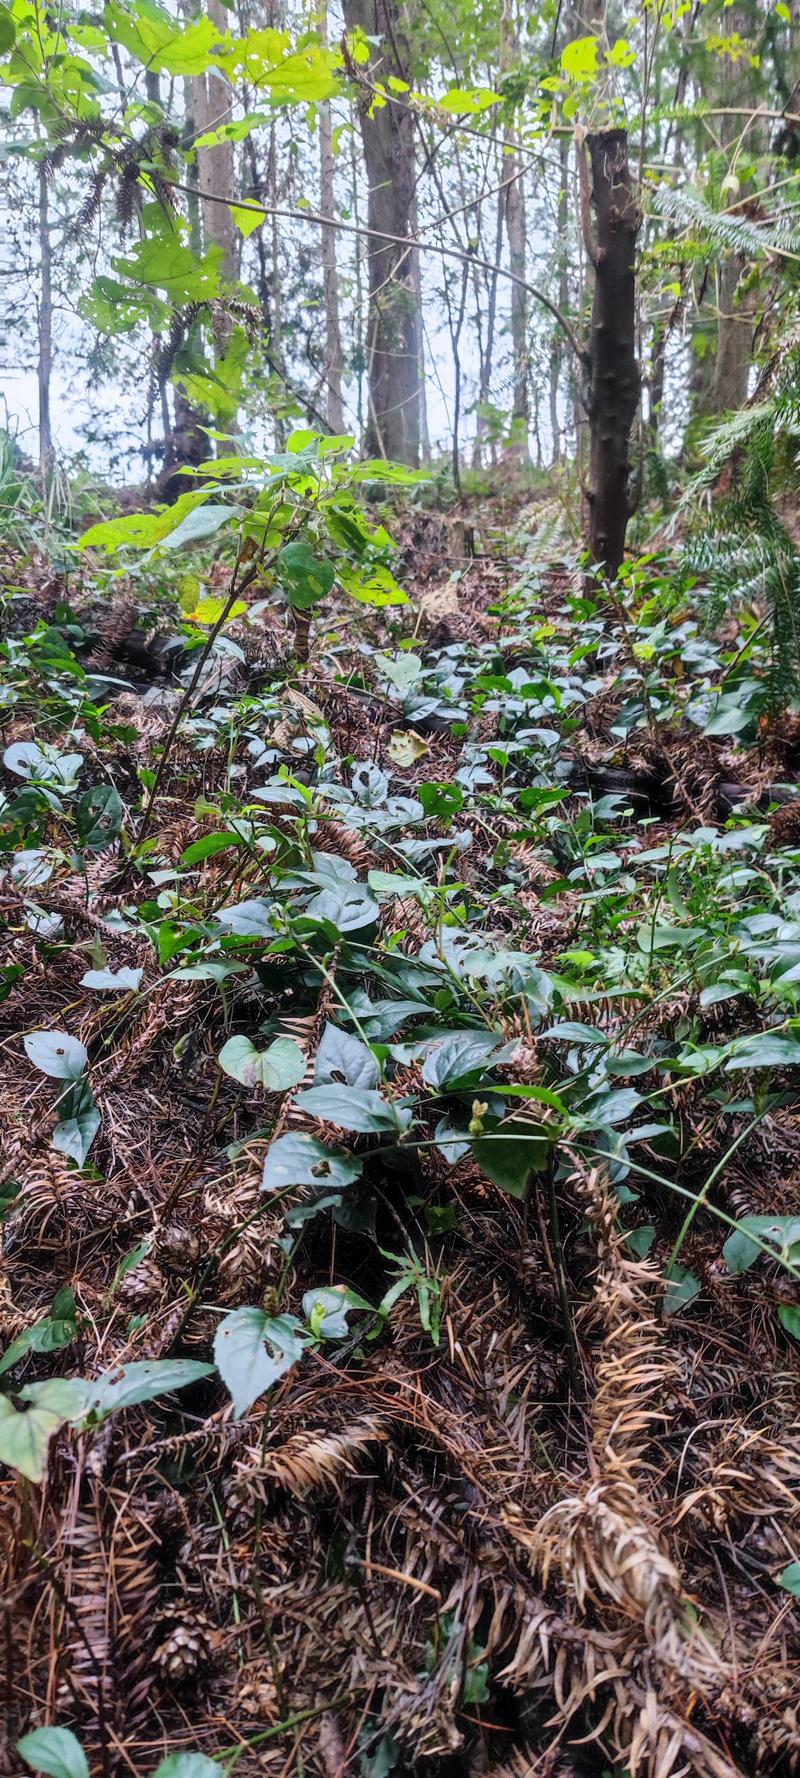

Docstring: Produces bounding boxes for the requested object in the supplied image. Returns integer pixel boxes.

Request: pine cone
[116,1256,166,1308]
[153,1609,213,1681]
[768,799,800,850]
[155,1221,201,1272]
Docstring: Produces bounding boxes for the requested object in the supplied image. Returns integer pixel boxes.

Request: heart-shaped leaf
[0,1379,89,1483]
[218,1035,306,1090]
[214,1308,306,1418]
[23,1031,88,1080]
[262,1132,362,1193]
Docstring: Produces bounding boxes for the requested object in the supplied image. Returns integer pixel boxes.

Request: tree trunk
[318,5,345,434]
[585,129,641,579]
[191,0,238,416]
[342,0,421,465]
[500,0,528,464]
[37,158,54,477]
[712,255,755,412]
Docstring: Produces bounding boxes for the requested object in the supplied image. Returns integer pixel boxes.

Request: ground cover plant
[2,0,800,1774]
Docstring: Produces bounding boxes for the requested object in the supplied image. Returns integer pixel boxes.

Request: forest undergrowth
[2,481,800,1778]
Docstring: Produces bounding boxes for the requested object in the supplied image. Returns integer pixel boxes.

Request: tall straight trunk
[500,0,528,463]
[585,129,641,578]
[37,159,54,476]
[342,0,420,465]
[317,5,344,434]
[549,138,570,466]
[692,6,758,421]
[192,0,238,411]
[473,173,504,469]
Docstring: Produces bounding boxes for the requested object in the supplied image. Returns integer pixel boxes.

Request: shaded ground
[1,501,799,1778]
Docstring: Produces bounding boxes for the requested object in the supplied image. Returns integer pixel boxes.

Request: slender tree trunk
[500,0,529,463]
[473,173,504,469]
[342,0,421,465]
[317,5,344,433]
[37,158,54,477]
[585,129,641,578]
[549,138,570,466]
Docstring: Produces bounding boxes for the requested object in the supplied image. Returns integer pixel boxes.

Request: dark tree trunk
[343,0,421,465]
[585,128,641,579]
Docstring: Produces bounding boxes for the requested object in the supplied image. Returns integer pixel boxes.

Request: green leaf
[337,563,407,606]
[17,1727,89,1778]
[302,1285,371,1339]
[725,1032,800,1070]
[0,1304,77,1378]
[83,1358,213,1420]
[230,202,264,237]
[418,781,463,819]
[160,503,239,550]
[180,832,242,864]
[779,1305,800,1341]
[472,1122,552,1198]
[262,1132,362,1193]
[664,1265,701,1315]
[277,540,335,610]
[723,1216,800,1275]
[314,1023,380,1089]
[437,85,500,114]
[214,1307,306,1417]
[216,898,273,937]
[778,1560,800,1595]
[24,1031,88,1080]
[52,1080,101,1168]
[75,784,124,850]
[295,1085,409,1133]
[80,968,142,992]
[421,1031,511,1090]
[218,1034,306,1090]
[561,34,599,80]
[0,4,17,53]
[0,1379,89,1483]
[151,1755,225,1778]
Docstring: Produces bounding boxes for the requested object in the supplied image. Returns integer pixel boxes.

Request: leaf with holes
[75,784,124,850]
[262,1132,362,1193]
[0,1379,89,1483]
[314,1023,380,1089]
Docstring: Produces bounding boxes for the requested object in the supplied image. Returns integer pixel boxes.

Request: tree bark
[317,4,345,434]
[585,128,641,579]
[37,158,54,477]
[342,0,421,465]
[500,0,528,464]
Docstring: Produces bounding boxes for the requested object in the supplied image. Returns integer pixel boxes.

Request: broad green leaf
[0,1379,89,1483]
[421,1031,512,1090]
[75,784,124,850]
[302,1285,371,1339]
[561,34,599,81]
[230,202,264,237]
[152,1755,225,1778]
[277,540,335,610]
[80,968,142,991]
[0,5,17,53]
[186,594,246,624]
[337,563,407,606]
[314,1023,380,1089]
[17,1727,89,1778]
[437,85,500,114]
[778,1560,800,1595]
[24,1031,88,1080]
[52,1080,101,1167]
[295,1085,409,1133]
[664,1265,702,1315]
[218,1034,306,1090]
[79,488,216,555]
[725,1032,800,1070]
[181,832,243,864]
[471,1122,551,1199]
[262,1131,362,1193]
[160,504,239,550]
[216,898,274,937]
[779,1305,800,1341]
[83,1358,213,1420]
[214,1307,306,1417]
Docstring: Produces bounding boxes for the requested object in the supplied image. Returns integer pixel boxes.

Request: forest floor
[1,487,800,1778]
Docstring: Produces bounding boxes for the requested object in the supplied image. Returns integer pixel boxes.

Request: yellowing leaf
[561,35,599,81]
[388,731,429,767]
[230,202,264,238]
[188,596,247,625]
